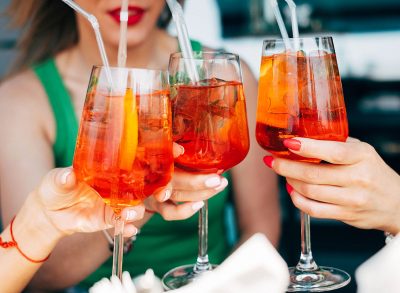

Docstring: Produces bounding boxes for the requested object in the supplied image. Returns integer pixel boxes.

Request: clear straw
[61,0,113,86]
[285,0,300,50]
[166,0,199,82]
[269,0,300,51]
[117,0,129,67]
[270,0,291,50]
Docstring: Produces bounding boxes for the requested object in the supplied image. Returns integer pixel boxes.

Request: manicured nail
[263,156,274,168]
[192,201,205,211]
[215,178,229,191]
[126,209,137,221]
[283,138,301,151]
[286,183,294,195]
[178,145,185,155]
[132,227,139,235]
[60,169,71,185]
[163,189,171,202]
[205,176,221,188]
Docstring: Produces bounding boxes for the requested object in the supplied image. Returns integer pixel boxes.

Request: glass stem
[112,215,125,279]
[296,212,318,271]
[194,200,212,273]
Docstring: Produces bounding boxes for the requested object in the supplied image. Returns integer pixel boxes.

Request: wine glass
[73,66,173,279]
[162,51,250,289]
[256,37,350,291]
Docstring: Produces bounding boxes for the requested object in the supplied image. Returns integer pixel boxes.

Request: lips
[107,6,145,26]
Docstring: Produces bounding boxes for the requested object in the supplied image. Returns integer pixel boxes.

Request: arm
[0,168,144,293]
[231,61,281,247]
[266,137,400,235]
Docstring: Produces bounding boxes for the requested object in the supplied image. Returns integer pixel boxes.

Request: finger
[173,142,185,158]
[269,156,349,186]
[123,224,139,237]
[121,205,145,222]
[286,178,349,206]
[172,169,226,191]
[38,167,95,210]
[146,197,204,221]
[346,137,360,142]
[170,177,228,202]
[289,190,351,221]
[152,183,173,202]
[283,137,374,165]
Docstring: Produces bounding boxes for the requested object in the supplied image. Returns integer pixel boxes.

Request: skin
[266,137,400,235]
[0,168,145,293]
[0,0,280,289]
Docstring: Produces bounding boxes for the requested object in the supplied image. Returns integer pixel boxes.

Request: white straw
[117,0,129,67]
[166,0,200,82]
[285,0,300,50]
[269,0,291,50]
[61,0,113,86]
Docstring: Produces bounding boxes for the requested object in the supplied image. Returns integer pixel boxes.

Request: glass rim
[91,65,167,75]
[170,50,240,61]
[262,36,334,43]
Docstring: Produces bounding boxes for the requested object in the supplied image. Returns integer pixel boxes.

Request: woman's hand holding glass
[265,137,400,235]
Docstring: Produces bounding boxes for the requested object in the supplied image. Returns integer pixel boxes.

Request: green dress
[33,40,233,289]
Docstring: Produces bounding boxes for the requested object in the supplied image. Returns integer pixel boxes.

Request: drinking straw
[269,0,291,50]
[285,0,300,50]
[269,0,300,51]
[117,0,129,67]
[61,0,113,85]
[166,0,199,82]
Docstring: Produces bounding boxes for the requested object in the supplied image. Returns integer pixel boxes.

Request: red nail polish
[286,183,294,194]
[283,138,301,151]
[263,156,274,168]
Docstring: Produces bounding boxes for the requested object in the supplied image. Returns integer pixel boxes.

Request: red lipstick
[107,6,145,26]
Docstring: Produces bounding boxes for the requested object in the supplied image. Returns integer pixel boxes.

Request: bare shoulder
[0,70,53,132]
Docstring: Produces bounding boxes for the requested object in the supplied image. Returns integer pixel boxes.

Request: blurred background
[1,0,399,292]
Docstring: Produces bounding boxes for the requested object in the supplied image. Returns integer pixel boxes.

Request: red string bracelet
[3,216,51,264]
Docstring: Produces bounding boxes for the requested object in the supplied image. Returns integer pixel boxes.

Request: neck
[76,28,175,71]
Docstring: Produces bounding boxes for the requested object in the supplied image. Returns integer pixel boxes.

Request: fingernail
[283,138,301,151]
[126,209,137,221]
[286,183,294,195]
[163,189,171,202]
[192,201,205,211]
[263,156,274,168]
[215,178,228,191]
[205,176,221,188]
[178,145,185,155]
[132,227,139,235]
[61,169,72,185]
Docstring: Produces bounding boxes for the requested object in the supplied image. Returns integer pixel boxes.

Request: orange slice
[119,88,138,171]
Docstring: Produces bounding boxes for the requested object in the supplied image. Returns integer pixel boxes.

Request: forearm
[0,193,61,293]
[28,231,111,290]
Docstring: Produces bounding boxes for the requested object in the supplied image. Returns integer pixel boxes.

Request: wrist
[14,192,65,259]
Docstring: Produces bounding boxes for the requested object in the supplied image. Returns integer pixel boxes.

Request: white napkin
[89,233,289,293]
[173,233,289,293]
[356,234,400,293]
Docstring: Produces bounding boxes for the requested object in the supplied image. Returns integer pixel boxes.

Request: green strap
[33,59,78,167]
[190,39,202,51]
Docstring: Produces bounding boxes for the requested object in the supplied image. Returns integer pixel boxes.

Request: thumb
[37,167,89,210]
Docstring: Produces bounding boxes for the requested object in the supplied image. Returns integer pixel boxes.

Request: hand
[264,138,400,235]
[34,168,145,238]
[145,143,229,220]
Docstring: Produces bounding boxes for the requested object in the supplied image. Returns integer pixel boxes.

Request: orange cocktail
[172,79,249,173]
[256,50,348,162]
[74,89,173,208]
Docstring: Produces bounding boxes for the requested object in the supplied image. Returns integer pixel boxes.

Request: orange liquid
[256,52,348,162]
[172,79,250,173]
[73,91,173,208]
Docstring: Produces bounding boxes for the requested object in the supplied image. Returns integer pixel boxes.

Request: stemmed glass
[73,66,174,279]
[256,37,351,291]
[162,51,250,289]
